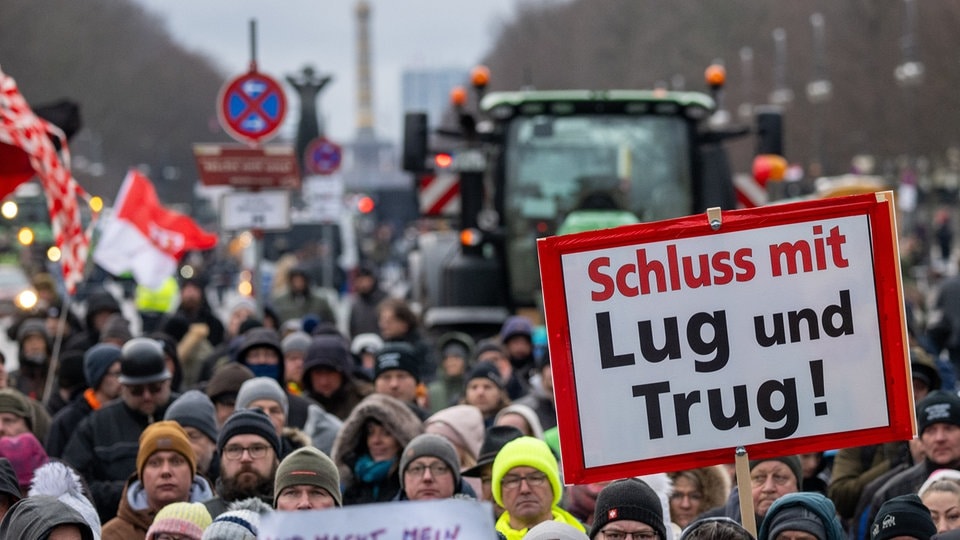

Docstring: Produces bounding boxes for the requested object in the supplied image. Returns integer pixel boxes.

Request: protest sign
[259,498,494,540]
[537,192,913,484]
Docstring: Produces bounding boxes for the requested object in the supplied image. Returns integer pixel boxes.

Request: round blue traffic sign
[217,71,287,144]
[305,137,342,175]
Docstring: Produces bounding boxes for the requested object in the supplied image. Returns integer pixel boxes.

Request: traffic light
[357,196,375,214]
[434,152,453,169]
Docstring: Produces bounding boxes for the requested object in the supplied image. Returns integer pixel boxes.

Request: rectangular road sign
[193,143,300,189]
[537,192,912,484]
[220,190,290,231]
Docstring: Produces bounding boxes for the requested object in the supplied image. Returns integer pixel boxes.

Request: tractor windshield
[503,114,693,307]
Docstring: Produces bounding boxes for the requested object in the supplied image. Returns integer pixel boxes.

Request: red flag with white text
[93,170,218,288]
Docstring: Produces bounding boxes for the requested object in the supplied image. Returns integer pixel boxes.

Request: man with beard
[203,408,281,518]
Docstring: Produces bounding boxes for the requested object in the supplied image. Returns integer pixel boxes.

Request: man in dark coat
[62,337,176,523]
[303,334,372,421]
[347,264,387,338]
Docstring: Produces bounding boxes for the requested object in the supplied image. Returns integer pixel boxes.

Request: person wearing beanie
[373,341,426,417]
[396,433,474,501]
[28,461,101,540]
[495,403,545,439]
[274,446,342,510]
[588,478,666,540]
[203,409,282,518]
[46,343,123,458]
[145,501,212,540]
[499,315,535,380]
[492,436,585,539]
[350,332,383,381]
[101,421,213,540]
[205,362,254,429]
[331,393,423,505]
[861,390,960,533]
[679,517,754,540]
[462,425,524,516]
[0,432,48,494]
[0,388,34,439]
[201,497,272,540]
[10,318,51,402]
[464,361,510,428]
[871,493,937,540]
[281,331,311,395]
[236,376,306,460]
[305,334,373,421]
[527,520,591,540]
[0,458,20,521]
[757,491,844,540]
[165,390,220,479]
[347,263,388,339]
[62,336,178,524]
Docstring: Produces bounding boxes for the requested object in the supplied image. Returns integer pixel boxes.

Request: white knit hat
[201,498,271,540]
[28,461,101,540]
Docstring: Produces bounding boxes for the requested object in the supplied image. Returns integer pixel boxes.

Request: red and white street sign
[193,144,300,189]
[217,70,287,145]
[734,172,769,208]
[537,192,912,484]
[305,137,342,175]
[419,171,460,216]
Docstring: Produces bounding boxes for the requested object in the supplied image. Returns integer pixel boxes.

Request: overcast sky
[133,0,520,145]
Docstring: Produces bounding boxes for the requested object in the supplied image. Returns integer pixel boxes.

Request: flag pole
[41,295,71,408]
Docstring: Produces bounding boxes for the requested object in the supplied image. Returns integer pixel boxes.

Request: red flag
[0,67,89,294]
[93,170,218,288]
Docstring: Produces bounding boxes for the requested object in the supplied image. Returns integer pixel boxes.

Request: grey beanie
[236,377,289,417]
[767,505,827,540]
[165,390,219,443]
[399,433,461,490]
[281,331,311,355]
[83,343,122,389]
[273,446,342,507]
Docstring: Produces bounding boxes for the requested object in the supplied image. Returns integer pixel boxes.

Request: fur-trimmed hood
[330,394,423,486]
[668,465,731,515]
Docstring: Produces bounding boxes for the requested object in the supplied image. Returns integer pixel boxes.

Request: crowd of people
[0,258,957,540]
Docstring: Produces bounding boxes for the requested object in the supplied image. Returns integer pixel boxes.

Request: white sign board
[259,499,494,540]
[291,174,344,225]
[220,190,290,231]
[538,193,912,483]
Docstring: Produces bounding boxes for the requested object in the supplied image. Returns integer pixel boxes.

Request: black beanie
[217,408,281,459]
[871,494,936,540]
[466,361,504,389]
[917,390,960,435]
[749,455,803,490]
[374,343,421,382]
[590,478,666,540]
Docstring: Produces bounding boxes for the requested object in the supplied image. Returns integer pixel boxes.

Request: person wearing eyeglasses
[395,433,476,501]
[202,409,282,519]
[101,421,214,540]
[491,436,585,539]
[668,466,731,530]
[694,455,802,529]
[62,337,179,524]
[588,478,667,540]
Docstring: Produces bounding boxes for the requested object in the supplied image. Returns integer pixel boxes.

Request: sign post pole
[735,446,757,537]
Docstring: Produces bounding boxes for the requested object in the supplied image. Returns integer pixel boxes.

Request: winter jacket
[856,459,941,539]
[348,288,387,338]
[272,290,336,327]
[828,442,910,520]
[61,396,175,523]
[758,491,844,540]
[331,393,423,505]
[495,507,585,540]
[0,495,97,540]
[45,391,96,458]
[309,377,373,421]
[101,473,213,540]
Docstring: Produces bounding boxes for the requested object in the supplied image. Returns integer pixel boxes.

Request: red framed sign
[537,192,913,484]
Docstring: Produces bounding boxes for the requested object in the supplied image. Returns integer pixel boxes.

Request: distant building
[401,68,470,129]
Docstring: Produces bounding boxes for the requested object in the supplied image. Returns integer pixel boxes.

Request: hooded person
[757,491,845,540]
[492,436,585,538]
[0,458,20,521]
[330,393,423,505]
[347,263,388,338]
[10,318,51,401]
[424,404,485,473]
[63,288,122,354]
[27,461,101,540]
[101,421,213,540]
[494,403,545,439]
[427,332,475,413]
[302,333,373,421]
[280,331,311,396]
[395,433,476,501]
[0,495,97,540]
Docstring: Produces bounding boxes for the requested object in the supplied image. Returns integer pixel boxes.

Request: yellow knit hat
[146,501,211,540]
[137,421,197,478]
[491,436,562,507]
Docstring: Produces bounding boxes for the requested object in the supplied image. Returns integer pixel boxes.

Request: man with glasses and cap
[63,337,178,523]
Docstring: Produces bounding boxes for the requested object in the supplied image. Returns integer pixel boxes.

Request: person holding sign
[492,436,585,538]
